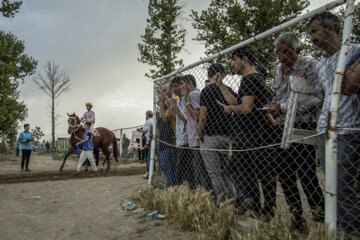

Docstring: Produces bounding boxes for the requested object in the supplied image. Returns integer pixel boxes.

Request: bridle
[68,116,82,135]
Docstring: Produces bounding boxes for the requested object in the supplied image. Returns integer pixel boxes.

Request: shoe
[143,172,149,179]
[236,198,254,215]
[20,169,24,172]
[25,168,31,172]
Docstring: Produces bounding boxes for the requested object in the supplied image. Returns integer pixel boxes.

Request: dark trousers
[192,147,212,190]
[93,146,100,166]
[274,127,325,223]
[229,130,277,216]
[138,148,145,161]
[176,145,195,188]
[318,133,360,235]
[21,149,32,170]
[16,148,19,157]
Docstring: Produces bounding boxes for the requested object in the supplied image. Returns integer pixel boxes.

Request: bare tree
[33,61,71,159]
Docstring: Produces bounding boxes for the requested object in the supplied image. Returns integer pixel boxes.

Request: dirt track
[0,153,146,184]
[0,154,194,240]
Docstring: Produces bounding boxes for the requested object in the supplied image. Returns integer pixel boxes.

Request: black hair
[171,76,182,84]
[207,63,225,78]
[182,74,197,88]
[232,46,257,66]
[146,110,153,118]
[307,11,341,35]
[84,122,92,127]
[24,124,29,128]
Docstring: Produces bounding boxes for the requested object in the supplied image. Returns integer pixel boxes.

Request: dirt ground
[0,154,194,240]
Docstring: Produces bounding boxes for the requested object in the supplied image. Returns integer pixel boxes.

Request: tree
[339,2,360,43]
[0,31,37,152]
[191,0,310,79]
[33,61,71,159]
[138,0,186,92]
[0,0,22,18]
[31,126,44,149]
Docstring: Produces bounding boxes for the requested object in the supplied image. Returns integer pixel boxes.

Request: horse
[60,113,119,171]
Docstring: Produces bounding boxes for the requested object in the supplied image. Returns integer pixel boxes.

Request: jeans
[158,147,178,186]
[318,133,360,235]
[200,135,234,199]
[146,146,151,172]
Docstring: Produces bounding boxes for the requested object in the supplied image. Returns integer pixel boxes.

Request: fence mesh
[146,1,360,237]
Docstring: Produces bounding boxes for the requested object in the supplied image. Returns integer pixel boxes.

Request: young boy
[18,124,34,172]
[75,122,97,173]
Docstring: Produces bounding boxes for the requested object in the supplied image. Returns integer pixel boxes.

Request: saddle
[91,129,100,137]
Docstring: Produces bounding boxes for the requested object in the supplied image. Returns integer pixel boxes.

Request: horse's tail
[112,133,119,163]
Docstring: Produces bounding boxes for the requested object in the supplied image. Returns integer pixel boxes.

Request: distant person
[136,129,145,163]
[75,122,97,174]
[18,124,34,172]
[80,102,100,165]
[45,141,50,153]
[137,111,154,179]
[122,134,130,158]
[15,142,20,157]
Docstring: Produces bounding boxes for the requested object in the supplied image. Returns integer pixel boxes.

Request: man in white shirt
[137,110,153,179]
[308,11,360,236]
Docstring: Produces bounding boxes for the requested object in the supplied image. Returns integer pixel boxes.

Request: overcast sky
[0,0,335,139]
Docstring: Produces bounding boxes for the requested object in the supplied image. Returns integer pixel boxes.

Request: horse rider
[80,102,100,165]
[81,102,95,129]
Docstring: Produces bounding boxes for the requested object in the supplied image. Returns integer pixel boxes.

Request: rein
[68,117,82,135]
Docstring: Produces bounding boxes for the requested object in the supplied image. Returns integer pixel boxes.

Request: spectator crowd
[139,12,360,236]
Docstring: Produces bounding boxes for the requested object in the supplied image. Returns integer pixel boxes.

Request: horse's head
[67,112,81,134]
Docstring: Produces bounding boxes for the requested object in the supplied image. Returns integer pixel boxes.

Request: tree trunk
[51,96,56,160]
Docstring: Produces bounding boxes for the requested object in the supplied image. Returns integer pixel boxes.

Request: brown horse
[60,113,119,171]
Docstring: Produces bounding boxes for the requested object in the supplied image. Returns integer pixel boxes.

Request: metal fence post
[325,0,354,238]
[149,81,157,186]
[119,129,123,158]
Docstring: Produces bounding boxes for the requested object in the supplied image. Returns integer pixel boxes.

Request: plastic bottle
[121,201,134,211]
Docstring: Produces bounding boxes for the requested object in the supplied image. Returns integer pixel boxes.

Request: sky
[0,0,335,140]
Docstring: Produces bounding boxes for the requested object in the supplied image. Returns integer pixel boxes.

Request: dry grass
[135,175,359,240]
[135,175,237,240]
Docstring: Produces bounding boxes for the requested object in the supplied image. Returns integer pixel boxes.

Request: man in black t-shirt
[218,46,277,219]
[198,63,236,200]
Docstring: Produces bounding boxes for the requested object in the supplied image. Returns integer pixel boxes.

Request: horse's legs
[60,147,74,171]
[102,147,111,171]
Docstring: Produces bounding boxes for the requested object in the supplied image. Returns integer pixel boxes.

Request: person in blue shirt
[18,124,34,172]
[75,122,97,173]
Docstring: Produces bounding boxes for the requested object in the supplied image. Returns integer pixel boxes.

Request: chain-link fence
[146,0,359,238]
[112,126,144,162]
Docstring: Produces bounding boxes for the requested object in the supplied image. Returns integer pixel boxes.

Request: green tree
[0,0,22,18]
[191,0,310,78]
[0,31,37,152]
[138,0,186,90]
[339,2,360,43]
[31,126,44,149]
